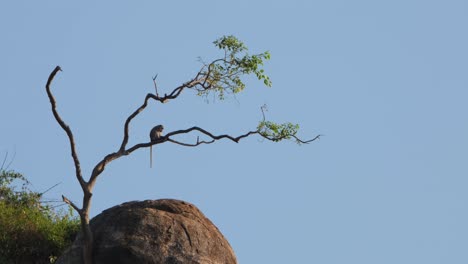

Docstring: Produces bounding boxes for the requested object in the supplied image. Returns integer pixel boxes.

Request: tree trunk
[81,214,94,264]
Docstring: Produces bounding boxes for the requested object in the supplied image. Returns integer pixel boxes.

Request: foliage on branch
[258,121,300,143]
[195,35,272,99]
[0,169,40,207]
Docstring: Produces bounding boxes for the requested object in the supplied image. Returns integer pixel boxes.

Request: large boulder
[57,199,237,264]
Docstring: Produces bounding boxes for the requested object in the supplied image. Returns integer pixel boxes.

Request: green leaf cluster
[257,121,301,143]
[198,35,272,99]
[0,170,40,207]
[0,169,79,264]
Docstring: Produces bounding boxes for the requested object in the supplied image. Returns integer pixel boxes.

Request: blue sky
[1,1,468,263]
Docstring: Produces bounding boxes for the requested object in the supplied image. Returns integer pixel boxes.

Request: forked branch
[44,35,317,264]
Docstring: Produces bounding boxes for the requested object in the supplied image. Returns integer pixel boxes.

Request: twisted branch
[45,66,87,192]
[165,127,258,143]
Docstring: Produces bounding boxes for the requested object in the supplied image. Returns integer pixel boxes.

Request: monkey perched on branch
[149,125,164,168]
[150,125,164,141]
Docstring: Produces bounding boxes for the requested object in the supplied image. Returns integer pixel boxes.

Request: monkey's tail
[150,145,153,169]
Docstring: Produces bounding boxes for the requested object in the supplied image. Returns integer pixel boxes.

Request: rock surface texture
[57,199,237,264]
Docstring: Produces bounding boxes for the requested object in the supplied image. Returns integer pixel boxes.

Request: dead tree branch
[165,127,259,143]
[46,66,94,263]
[61,195,80,213]
[45,66,87,192]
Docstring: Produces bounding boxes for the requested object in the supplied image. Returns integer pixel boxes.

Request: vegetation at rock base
[0,167,80,264]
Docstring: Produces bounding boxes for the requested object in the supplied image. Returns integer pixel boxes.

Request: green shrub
[0,169,79,263]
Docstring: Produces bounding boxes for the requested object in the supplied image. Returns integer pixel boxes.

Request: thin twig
[1,150,16,171]
[152,74,159,96]
[259,133,322,144]
[260,104,267,121]
[293,134,322,144]
[40,182,61,195]
[167,138,215,147]
[0,152,8,171]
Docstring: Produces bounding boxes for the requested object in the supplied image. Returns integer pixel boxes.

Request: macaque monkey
[149,125,164,168]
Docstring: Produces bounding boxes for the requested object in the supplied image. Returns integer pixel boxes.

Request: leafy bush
[0,169,79,263]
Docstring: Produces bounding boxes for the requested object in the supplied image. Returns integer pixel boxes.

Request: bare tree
[45,36,319,264]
